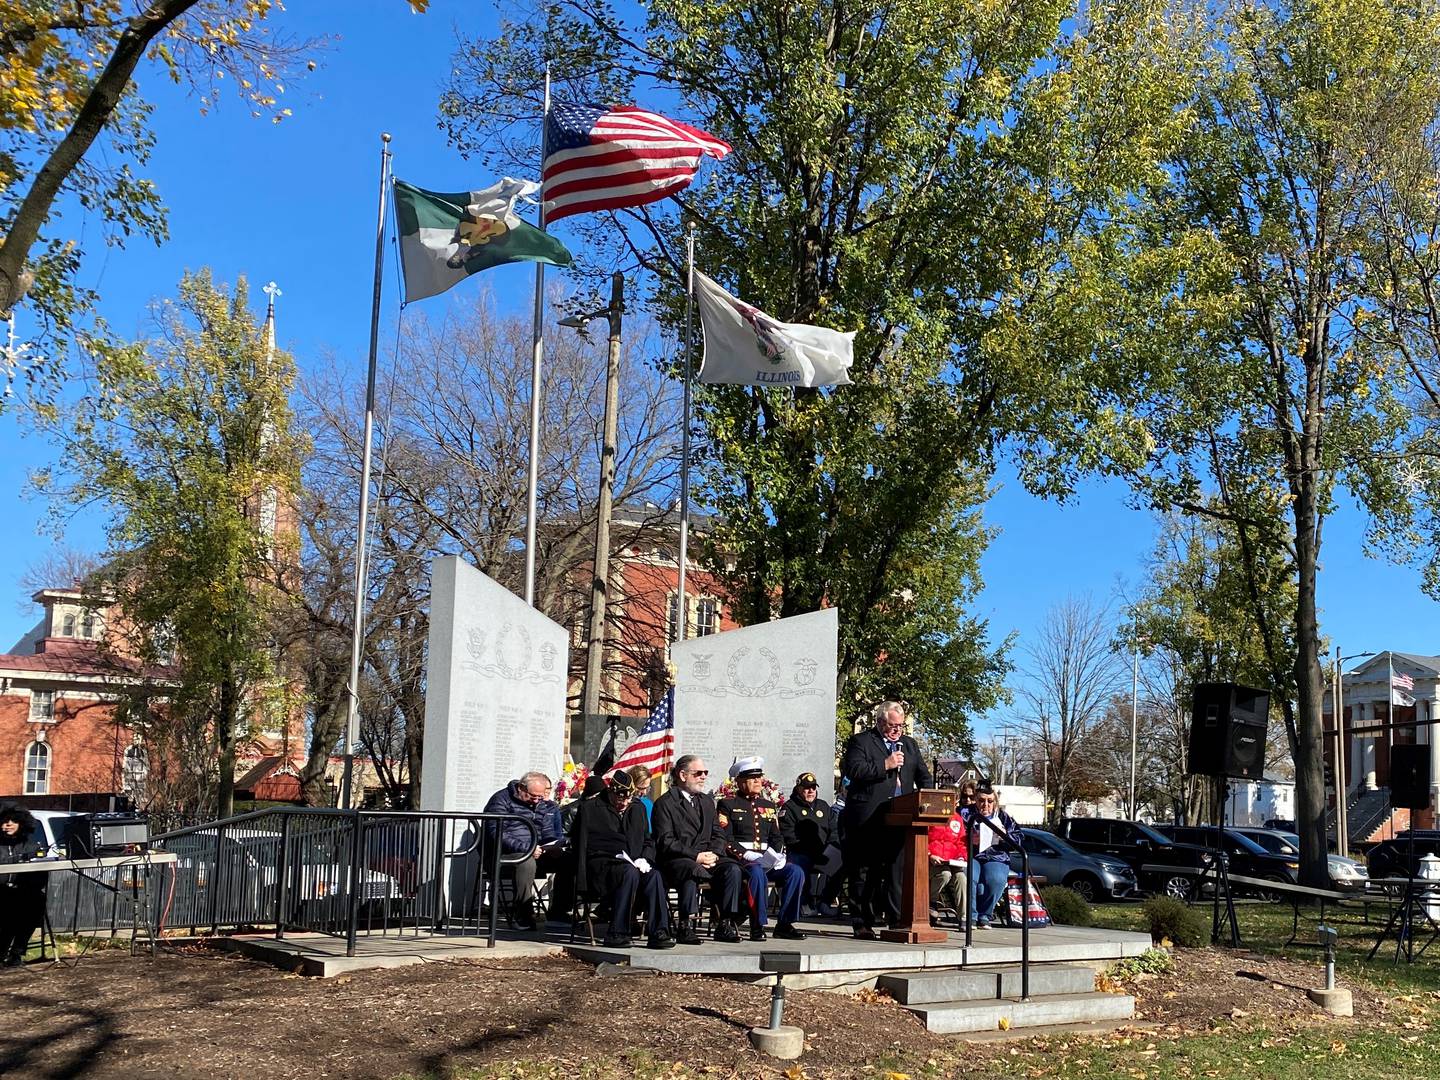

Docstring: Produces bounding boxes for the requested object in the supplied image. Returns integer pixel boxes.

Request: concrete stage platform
[216,918,1150,987]
[563,919,1153,990]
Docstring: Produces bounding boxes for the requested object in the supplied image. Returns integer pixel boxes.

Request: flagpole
[524,64,551,608]
[676,222,696,644]
[341,131,392,811]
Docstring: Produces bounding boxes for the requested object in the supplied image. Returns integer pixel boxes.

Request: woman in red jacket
[928,808,969,920]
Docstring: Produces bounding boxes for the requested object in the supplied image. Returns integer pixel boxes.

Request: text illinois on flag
[693,271,855,387]
[542,102,730,223]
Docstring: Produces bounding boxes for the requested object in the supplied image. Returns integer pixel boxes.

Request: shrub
[1107,947,1175,979]
[1142,896,1208,948]
[1040,885,1094,927]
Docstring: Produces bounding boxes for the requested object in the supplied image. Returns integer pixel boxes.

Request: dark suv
[1156,824,1300,898]
[1057,817,1215,901]
[1366,830,1440,880]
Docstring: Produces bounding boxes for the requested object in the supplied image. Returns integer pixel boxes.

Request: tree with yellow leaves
[0,1,424,394]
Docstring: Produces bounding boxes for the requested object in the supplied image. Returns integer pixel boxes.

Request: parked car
[31,810,82,857]
[157,826,402,927]
[1056,817,1215,901]
[1366,830,1440,880]
[1263,818,1296,831]
[1019,828,1137,902]
[1231,827,1369,891]
[1155,824,1299,899]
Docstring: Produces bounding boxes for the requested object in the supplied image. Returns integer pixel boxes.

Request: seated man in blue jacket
[483,771,565,930]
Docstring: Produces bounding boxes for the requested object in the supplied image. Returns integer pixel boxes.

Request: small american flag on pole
[1392,669,1415,706]
[611,688,677,775]
[542,102,731,223]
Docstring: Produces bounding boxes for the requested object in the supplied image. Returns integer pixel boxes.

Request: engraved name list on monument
[671,608,838,786]
[420,556,568,812]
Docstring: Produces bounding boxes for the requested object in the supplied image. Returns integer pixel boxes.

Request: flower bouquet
[555,761,590,803]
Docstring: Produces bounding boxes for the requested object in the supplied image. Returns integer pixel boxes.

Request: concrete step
[877,964,1095,1005]
[907,991,1136,1034]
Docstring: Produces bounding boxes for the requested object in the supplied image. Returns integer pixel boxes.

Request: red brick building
[0,586,304,805]
[565,508,740,755]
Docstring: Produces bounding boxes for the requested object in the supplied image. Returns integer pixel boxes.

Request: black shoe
[2,957,21,969]
[715,920,741,943]
[853,924,877,940]
[602,933,634,948]
[817,903,840,918]
[512,907,537,931]
[749,923,768,942]
[775,923,807,940]
[647,930,676,950]
[675,919,703,946]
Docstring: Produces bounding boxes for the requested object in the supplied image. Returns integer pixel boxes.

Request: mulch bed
[0,942,1405,1079]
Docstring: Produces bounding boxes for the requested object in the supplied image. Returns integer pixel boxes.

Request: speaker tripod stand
[1367,829,1440,964]
[1208,782,1241,947]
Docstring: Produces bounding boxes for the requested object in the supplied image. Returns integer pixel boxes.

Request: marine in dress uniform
[716,757,808,942]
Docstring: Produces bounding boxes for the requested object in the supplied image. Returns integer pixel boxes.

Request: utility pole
[562,274,625,743]
[1333,647,1347,854]
[1129,630,1140,820]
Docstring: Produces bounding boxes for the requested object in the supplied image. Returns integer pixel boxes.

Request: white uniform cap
[729,756,765,779]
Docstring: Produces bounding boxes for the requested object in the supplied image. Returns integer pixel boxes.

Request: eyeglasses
[688,770,709,778]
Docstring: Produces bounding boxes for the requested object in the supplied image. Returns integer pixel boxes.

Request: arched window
[24,741,50,795]
[122,745,149,792]
[61,612,76,636]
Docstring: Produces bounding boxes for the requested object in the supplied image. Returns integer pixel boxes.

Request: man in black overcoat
[840,701,932,937]
[652,754,743,943]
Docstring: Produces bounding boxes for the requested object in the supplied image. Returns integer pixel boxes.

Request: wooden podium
[880,788,958,943]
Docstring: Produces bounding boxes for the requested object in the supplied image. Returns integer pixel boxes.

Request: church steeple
[261,281,281,372]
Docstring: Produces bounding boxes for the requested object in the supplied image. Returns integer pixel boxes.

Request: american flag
[612,688,677,774]
[1392,668,1415,707]
[542,102,730,223]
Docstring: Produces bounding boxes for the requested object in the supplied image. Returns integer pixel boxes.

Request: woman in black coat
[0,804,48,966]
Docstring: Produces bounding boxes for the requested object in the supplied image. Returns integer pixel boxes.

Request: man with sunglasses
[653,754,743,943]
[574,770,674,949]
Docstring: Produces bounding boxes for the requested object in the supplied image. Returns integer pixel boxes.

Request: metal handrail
[963,808,1032,1001]
[141,806,542,955]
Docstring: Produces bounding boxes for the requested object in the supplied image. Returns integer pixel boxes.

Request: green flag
[393,178,572,303]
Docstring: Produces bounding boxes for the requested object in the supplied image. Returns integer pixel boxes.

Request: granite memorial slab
[419,555,568,812]
[670,607,838,786]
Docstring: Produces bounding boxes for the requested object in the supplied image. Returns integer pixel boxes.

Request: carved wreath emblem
[493,622,533,680]
[726,646,781,697]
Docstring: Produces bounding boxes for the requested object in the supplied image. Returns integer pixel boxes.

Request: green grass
[395,898,1440,1080]
[1088,896,1440,994]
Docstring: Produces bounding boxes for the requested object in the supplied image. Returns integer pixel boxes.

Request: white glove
[633,858,652,874]
[744,850,764,863]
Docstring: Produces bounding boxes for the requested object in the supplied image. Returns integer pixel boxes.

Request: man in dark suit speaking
[840,700,932,938]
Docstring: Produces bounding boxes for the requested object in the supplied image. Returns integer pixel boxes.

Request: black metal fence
[45,807,538,956]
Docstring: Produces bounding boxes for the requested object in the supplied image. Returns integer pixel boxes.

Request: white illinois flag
[693,271,854,387]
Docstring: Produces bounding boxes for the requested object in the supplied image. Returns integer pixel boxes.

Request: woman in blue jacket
[961,784,1023,928]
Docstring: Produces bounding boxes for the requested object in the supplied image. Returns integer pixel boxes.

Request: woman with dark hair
[0,803,47,966]
[961,784,1023,929]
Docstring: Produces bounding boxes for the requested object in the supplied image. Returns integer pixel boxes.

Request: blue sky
[4,1,1438,726]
